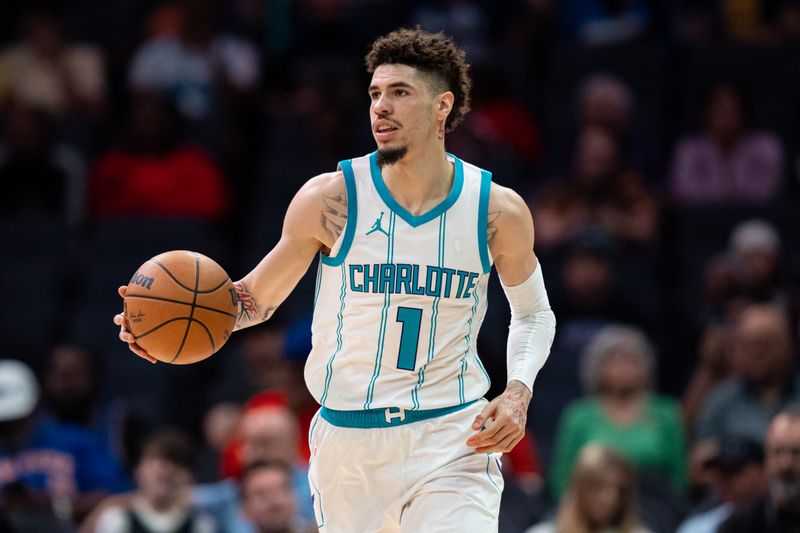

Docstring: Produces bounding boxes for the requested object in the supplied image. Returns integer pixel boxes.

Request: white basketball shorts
[307,399,504,533]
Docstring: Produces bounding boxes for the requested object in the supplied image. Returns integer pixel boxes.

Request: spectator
[550,325,687,499]
[727,220,791,308]
[40,344,145,477]
[695,304,799,445]
[93,430,216,533]
[677,435,767,533]
[195,402,243,483]
[240,461,316,533]
[0,103,85,223]
[669,81,784,205]
[556,0,655,47]
[411,0,490,64]
[575,72,662,181]
[194,394,314,532]
[534,124,658,248]
[128,0,258,122]
[526,444,652,533]
[0,6,105,116]
[578,72,634,133]
[718,405,800,532]
[682,323,733,432]
[553,232,642,325]
[0,359,124,522]
[88,92,229,219]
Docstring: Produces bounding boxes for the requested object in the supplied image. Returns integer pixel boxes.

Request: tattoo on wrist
[233,281,272,329]
[234,282,258,318]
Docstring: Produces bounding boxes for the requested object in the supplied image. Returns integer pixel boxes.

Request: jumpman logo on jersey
[366,211,390,237]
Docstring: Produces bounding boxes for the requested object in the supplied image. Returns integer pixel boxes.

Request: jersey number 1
[395,307,422,370]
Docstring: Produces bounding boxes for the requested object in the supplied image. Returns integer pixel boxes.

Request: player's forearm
[232,280,277,331]
[503,264,556,391]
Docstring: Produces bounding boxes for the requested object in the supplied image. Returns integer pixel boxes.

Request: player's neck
[380,142,453,216]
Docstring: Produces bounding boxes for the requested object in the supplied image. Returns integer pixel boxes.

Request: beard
[377,145,408,167]
[769,477,800,507]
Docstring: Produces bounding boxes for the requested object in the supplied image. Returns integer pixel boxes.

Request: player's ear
[436,91,454,121]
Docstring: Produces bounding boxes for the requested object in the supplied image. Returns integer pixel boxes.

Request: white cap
[730,219,781,254]
[0,360,39,422]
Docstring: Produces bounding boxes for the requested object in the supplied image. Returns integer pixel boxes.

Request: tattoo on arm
[321,192,348,245]
[232,281,274,331]
[487,210,501,243]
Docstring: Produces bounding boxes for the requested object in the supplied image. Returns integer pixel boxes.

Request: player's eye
[395,89,408,96]
[370,91,381,100]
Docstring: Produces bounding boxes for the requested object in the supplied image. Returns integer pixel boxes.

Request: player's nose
[372,94,392,116]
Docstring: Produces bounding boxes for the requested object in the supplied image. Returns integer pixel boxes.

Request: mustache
[375,116,402,128]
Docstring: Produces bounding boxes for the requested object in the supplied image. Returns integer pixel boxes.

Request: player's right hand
[114,285,158,364]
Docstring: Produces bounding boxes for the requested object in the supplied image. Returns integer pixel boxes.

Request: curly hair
[365,28,472,132]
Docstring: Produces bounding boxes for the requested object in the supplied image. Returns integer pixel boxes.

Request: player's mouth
[374,120,400,141]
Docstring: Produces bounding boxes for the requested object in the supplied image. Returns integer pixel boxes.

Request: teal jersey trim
[321,400,477,429]
[364,211,396,409]
[321,159,358,266]
[458,287,480,404]
[477,169,493,274]
[320,264,347,406]
[486,454,502,493]
[312,259,322,309]
[310,479,325,528]
[471,286,491,389]
[369,151,464,228]
[411,211,446,410]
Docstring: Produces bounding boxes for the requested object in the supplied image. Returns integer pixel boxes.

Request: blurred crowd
[1,0,800,532]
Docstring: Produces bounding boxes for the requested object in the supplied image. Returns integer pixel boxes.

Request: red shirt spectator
[90,146,227,219]
[89,92,228,219]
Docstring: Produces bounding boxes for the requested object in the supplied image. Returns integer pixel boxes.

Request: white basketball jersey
[305,151,493,411]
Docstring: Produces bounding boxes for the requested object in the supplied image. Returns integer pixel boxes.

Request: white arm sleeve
[501,263,556,392]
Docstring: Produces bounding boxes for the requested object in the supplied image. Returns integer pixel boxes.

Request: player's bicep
[490,186,537,286]
[235,179,328,324]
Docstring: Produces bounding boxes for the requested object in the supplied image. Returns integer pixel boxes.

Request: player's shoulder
[299,170,346,198]
[488,182,531,224]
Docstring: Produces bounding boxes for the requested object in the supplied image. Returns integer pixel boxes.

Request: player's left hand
[466,380,531,454]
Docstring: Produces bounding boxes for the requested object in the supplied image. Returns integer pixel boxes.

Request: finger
[468,417,507,446]
[118,285,128,298]
[474,426,518,454]
[129,343,157,364]
[113,314,123,326]
[474,424,516,450]
[472,402,498,430]
[118,329,137,344]
[476,432,518,454]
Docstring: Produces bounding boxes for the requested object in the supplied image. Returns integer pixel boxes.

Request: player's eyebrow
[368,81,415,93]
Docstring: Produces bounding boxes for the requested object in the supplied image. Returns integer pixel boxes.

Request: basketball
[123,250,237,364]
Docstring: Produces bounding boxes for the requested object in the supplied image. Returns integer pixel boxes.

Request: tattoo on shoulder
[487,210,501,242]
[321,192,348,244]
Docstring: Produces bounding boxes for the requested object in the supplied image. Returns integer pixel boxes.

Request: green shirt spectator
[551,395,688,498]
[549,325,688,499]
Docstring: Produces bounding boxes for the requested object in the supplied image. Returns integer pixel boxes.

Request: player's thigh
[308,418,405,533]
[399,454,504,533]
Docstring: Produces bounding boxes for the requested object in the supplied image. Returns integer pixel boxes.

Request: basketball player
[115,28,556,532]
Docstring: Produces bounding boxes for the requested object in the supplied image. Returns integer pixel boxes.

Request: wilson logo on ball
[130,272,155,290]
